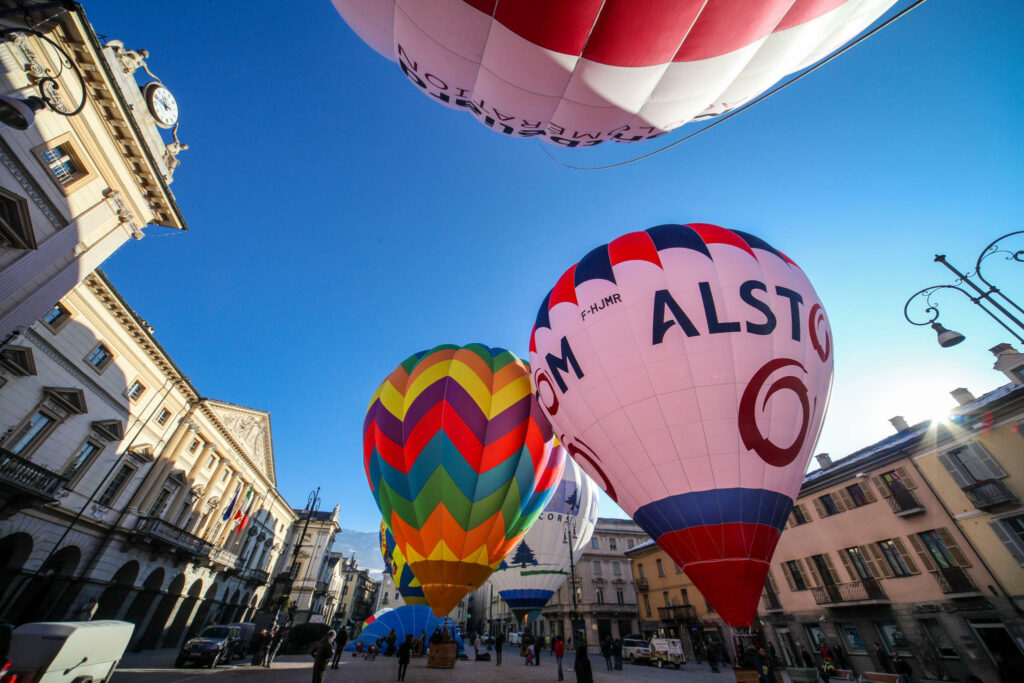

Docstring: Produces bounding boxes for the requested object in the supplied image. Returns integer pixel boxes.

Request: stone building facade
[334,554,379,628]
[542,517,647,644]
[270,506,341,625]
[0,271,326,650]
[0,1,187,348]
[759,352,1024,682]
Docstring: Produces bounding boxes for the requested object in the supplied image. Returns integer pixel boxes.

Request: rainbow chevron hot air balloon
[364,344,565,616]
[379,519,429,606]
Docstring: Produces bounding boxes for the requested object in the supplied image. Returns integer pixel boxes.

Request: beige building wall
[0,3,186,346]
[0,271,300,650]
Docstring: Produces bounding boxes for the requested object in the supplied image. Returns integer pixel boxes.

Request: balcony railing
[635,577,649,592]
[888,489,925,516]
[657,604,697,622]
[315,579,329,593]
[963,480,1018,511]
[931,566,978,595]
[810,578,888,606]
[0,448,68,501]
[207,545,240,571]
[240,566,270,585]
[135,516,209,556]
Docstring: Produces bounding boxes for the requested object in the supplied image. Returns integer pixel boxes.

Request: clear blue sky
[87,1,1024,532]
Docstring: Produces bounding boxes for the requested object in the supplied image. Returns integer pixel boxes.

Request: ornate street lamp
[563,514,585,648]
[904,231,1024,347]
[0,26,87,129]
[276,487,320,626]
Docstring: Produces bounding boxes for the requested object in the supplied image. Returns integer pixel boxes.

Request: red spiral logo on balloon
[533,368,560,416]
[809,303,831,364]
[738,358,811,467]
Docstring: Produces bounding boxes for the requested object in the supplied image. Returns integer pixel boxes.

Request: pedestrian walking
[473,632,481,659]
[707,640,720,673]
[601,638,612,670]
[332,629,348,668]
[892,652,914,683]
[251,629,268,666]
[555,636,565,681]
[754,647,773,683]
[264,626,284,667]
[612,639,622,670]
[535,635,541,666]
[819,657,836,683]
[311,631,336,683]
[495,631,504,666]
[386,628,398,656]
[874,642,892,673]
[397,634,412,681]
[800,645,815,668]
[575,645,593,683]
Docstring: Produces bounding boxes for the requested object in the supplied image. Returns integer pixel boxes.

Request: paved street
[117,649,745,683]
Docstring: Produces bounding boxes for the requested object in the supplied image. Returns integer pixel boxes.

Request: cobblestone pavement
[117,649,752,683]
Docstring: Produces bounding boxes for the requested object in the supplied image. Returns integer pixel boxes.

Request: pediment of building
[205,399,276,485]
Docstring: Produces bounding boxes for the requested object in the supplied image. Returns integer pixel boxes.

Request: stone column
[130,404,199,513]
[187,445,227,534]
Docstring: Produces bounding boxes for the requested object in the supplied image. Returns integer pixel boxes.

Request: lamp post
[278,487,320,626]
[0,25,87,130]
[903,231,1024,347]
[563,514,585,648]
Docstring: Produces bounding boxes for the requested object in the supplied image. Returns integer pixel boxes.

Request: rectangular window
[643,594,651,617]
[785,560,808,591]
[627,539,634,549]
[846,483,870,507]
[86,343,112,371]
[593,560,602,575]
[656,558,665,577]
[98,465,135,506]
[126,380,145,401]
[41,144,81,183]
[616,589,624,605]
[838,622,866,653]
[844,547,874,579]
[612,561,621,576]
[819,494,840,516]
[33,134,92,194]
[680,588,689,605]
[638,563,645,578]
[63,441,100,479]
[662,590,670,606]
[609,537,617,550]
[42,303,70,331]
[1003,515,1024,550]
[877,540,912,577]
[675,562,683,574]
[791,505,809,525]
[596,587,604,604]
[221,470,229,481]
[206,454,217,469]
[591,538,599,549]
[939,443,1007,487]
[156,408,171,426]
[919,618,959,658]
[875,621,911,656]
[7,410,55,456]
[150,487,172,517]
[189,439,200,454]
[918,530,957,568]
[805,623,825,648]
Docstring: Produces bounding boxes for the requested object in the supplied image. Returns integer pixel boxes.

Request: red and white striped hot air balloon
[331,0,896,146]
[529,224,834,626]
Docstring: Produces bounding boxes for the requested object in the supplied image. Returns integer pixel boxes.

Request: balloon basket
[427,642,458,669]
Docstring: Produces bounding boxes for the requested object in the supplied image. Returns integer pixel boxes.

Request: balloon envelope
[346,605,464,653]
[490,453,599,620]
[364,343,565,616]
[379,520,429,606]
[331,0,896,146]
[529,224,834,626]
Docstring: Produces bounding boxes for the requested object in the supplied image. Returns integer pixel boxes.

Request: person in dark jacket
[800,645,815,668]
[575,645,594,683]
[874,642,892,673]
[311,631,336,683]
[707,640,720,673]
[386,628,398,657]
[264,626,284,668]
[495,631,504,666]
[600,638,612,670]
[397,634,413,681]
[612,639,622,670]
[534,634,541,666]
[891,652,914,683]
[332,629,348,668]
[754,647,773,683]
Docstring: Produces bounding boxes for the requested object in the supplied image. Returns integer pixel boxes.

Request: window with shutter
[990,516,1024,564]
[843,548,873,579]
[935,528,971,567]
[839,548,858,581]
[821,553,842,584]
[891,538,920,574]
[865,544,894,579]
[872,475,891,498]
[837,488,857,509]
[941,443,1007,486]
[908,534,937,571]
[875,540,910,577]
[803,557,824,587]
[893,467,917,489]
[813,497,827,518]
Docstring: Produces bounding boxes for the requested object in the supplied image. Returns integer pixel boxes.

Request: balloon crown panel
[363,343,565,616]
[528,223,833,627]
[332,0,896,146]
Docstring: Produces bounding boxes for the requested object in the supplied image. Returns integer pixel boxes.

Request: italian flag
[235,488,255,532]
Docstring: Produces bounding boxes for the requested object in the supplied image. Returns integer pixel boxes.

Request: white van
[7,621,134,683]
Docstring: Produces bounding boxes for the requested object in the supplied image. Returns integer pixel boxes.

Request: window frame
[786,560,808,591]
[877,539,913,577]
[97,464,136,507]
[31,132,94,195]
[84,342,114,373]
[62,438,103,483]
[155,407,171,426]
[125,379,146,402]
[0,186,35,250]
[819,493,840,516]
[656,558,665,577]
[4,406,59,458]
[41,303,72,333]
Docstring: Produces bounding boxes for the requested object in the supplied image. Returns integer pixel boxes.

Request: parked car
[6,620,134,683]
[507,632,521,646]
[621,635,651,664]
[649,638,685,668]
[176,625,241,668]
[225,623,255,659]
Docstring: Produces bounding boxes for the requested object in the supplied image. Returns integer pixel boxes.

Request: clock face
[146,84,178,128]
